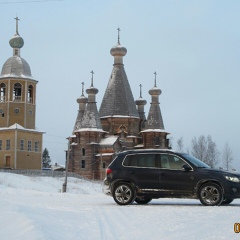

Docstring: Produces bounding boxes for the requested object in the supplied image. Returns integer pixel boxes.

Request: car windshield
[181,154,210,168]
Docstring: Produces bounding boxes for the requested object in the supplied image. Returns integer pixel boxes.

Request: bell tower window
[13,83,22,102]
[28,85,33,103]
[0,83,6,102]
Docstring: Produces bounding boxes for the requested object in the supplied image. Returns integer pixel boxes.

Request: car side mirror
[182,164,191,171]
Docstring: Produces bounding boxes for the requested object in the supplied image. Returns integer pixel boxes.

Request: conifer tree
[42,148,51,168]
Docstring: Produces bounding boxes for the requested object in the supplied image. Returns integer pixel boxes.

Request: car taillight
[106,168,112,175]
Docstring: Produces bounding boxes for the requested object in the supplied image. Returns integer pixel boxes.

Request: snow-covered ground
[0,172,239,240]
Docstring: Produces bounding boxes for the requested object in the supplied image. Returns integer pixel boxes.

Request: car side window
[169,155,186,170]
[158,154,186,170]
[123,154,156,168]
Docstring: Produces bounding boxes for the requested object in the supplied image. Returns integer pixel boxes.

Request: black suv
[103,149,240,206]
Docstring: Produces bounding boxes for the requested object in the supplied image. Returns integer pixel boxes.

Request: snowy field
[0,172,239,240]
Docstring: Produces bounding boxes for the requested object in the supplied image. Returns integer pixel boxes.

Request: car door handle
[160,173,166,176]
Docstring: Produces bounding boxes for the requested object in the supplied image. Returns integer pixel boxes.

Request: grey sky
[0,0,239,170]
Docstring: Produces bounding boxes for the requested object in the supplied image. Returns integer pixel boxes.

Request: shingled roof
[99,42,139,118]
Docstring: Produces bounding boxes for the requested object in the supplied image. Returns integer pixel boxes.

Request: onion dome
[135,84,147,106]
[77,82,87,104]
[110,44,127,57]
[149,87,162,96]
[149,72,162,96]
[110,28,127,66]
[9,33,24,49]
[0,17,33,79]
[86,71,98,96]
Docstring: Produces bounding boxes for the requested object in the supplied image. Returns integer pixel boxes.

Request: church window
[81,160,85,168]
[20,140,24,150]
[102,161,106,168]
[82,148,85,156]
[28,85,33,103]
[13,83,22,102]
[0,83,6,102]
[0,140,2,150]
[35,142,39,152]
[6,140,10,150]
[27,141,32,151]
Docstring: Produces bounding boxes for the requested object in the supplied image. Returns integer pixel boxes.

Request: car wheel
[199,183,223,206]
[135,197,152,204]
[221,198,234,205]
[113,183,136,205]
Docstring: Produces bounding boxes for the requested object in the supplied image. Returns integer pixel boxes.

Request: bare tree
[191,135,207,161]
[191,135,219,168]
[205,135,219,167]
[222,142,233,170]
[176,137,184,152]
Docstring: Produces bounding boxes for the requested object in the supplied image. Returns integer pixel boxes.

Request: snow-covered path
[0,172,239,240]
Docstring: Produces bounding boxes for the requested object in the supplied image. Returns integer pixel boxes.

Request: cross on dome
[117,27,121,44]
[81,82,85,96]
[153,71,157,87]
[139,84,142,98]
[14,16,20,34]
[90,70,94,87]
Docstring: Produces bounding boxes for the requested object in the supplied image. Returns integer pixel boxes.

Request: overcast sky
[0,0,239,170]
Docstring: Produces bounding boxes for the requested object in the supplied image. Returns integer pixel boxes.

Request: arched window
[13,83,22,102]
[28,85,33,103]
[0,83,6,102]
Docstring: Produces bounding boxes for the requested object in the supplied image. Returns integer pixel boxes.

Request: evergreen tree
[42,148,51,168]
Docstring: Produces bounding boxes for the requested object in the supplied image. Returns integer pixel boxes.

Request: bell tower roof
[0,17,33,80]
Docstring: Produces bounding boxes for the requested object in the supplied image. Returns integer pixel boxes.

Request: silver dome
[0,56,32,79]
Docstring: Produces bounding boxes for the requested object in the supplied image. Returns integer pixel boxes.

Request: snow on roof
[75,128,107,133]
[95,153,114,157]
[0,123,45,133]
[141,129,170,134]
[100,135,118,146]
[100,115,139,119]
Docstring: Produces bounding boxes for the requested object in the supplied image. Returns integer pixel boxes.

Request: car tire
[221,198,234,205]
[113,183,136,205]
[199,183,223,206]
[135,197,152,204]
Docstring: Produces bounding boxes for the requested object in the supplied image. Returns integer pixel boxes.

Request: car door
[124,153,160,189]
[157,154,195,195]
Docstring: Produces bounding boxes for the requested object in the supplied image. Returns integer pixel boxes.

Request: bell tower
[0,17,44,170]
[0,17,37,129]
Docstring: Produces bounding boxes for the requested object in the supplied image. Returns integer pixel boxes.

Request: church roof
[75,73,104,132]
[145,73,165,130]
[99,37,139,118]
